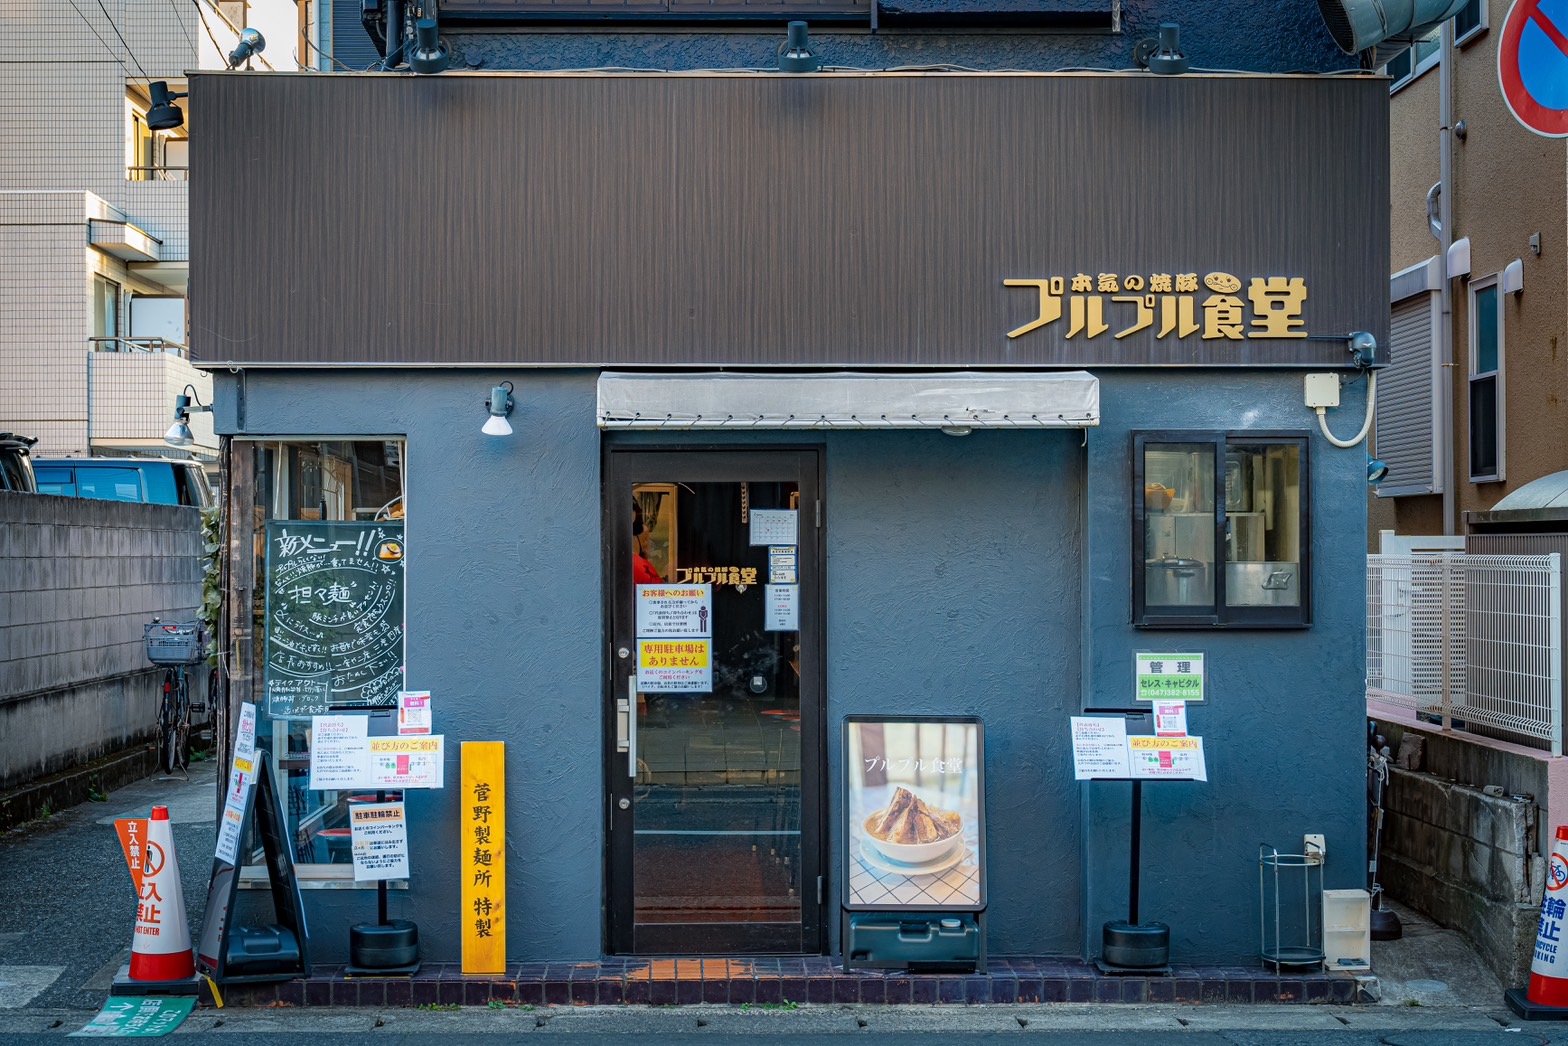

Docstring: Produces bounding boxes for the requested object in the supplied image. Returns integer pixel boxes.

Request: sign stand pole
[346,790,421,976]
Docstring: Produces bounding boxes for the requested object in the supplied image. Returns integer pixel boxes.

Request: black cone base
[1370,906,1403,941]
[346,920,420,976]
[1101,920,1170,971]
[1505,986,1568,1019]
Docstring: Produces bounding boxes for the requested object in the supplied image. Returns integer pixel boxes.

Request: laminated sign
[635,584,713,692]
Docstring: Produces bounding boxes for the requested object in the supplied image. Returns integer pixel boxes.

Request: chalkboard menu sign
[263,521,405,720]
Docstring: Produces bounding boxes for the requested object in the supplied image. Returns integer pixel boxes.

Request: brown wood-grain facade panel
[190,72,1388,368]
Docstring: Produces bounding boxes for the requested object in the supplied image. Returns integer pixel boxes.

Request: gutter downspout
[1438,20,1456,536]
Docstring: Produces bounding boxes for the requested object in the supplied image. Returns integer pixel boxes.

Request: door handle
[616,693,630,753]
[627,674,638,778]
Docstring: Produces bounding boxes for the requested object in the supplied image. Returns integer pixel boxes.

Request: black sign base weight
[347,919,421,976]
[1099,921,1171,972]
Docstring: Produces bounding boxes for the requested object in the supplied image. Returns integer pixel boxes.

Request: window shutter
[1375,292,1442,497]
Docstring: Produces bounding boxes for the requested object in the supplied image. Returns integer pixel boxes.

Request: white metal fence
[1367,553,1563,755]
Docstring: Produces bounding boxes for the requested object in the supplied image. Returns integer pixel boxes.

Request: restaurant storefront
[196,68,1386,969]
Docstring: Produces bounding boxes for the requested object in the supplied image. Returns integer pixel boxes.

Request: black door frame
[601,445,827,955]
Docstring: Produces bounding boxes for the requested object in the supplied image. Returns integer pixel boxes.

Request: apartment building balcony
[87,340,215,460]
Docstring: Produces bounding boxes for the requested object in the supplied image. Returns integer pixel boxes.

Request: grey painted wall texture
[214,366,1367,964]
[0,493,203,789]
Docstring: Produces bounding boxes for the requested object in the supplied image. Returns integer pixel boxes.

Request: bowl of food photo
[862,787,963,864]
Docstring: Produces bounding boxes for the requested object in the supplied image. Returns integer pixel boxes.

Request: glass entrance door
[606,450,822,954]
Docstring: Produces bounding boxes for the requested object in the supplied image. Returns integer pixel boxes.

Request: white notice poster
[749,509,797,547]
[765,584,799,631]
[1070,716,1132,780]
[214,702,258,865]
[350,801,410,881]
[768,546,798,584]
[368,735,445,789]
[398,690,433,735]
[635,585,713,638]
[308,714,371,790]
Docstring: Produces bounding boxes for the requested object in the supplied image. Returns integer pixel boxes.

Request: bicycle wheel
[158,671,177,774]
[172,671,192,772]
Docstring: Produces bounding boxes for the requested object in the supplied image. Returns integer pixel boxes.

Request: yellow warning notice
[637,639,712,692]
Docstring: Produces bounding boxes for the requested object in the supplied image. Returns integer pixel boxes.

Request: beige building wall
[1381,0,1568,536]
[0,0,294,459]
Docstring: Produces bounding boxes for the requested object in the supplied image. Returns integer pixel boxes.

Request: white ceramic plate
[858,838,968,878]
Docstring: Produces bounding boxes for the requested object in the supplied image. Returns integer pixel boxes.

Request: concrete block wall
[1380,765,1543,989]
[0,491,203,791]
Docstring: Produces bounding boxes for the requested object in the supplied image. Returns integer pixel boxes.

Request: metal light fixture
[228,27,266,68]
[483,381,515,437]
[1368,457,1389,486]
[409,18,450,74]
[778,21,820,73]
[146,81,186,131]
[1142,24,1190,76]
[164,384,211,447]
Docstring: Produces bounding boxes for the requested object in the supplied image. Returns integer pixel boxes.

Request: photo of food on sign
[845,720,982,909]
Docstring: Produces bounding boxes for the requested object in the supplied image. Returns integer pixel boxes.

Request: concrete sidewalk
[0,761,1538,1036]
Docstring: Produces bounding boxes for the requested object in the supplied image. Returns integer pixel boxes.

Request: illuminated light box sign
[842,716,986,912]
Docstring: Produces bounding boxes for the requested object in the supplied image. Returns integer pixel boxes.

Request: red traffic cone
[125,805,195,984]
[1507,825,1568,1018]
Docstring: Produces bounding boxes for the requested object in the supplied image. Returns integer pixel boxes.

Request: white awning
[596,371,1100,430]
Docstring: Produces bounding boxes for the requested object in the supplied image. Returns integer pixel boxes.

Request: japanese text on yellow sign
[1004,272,1307,341]
[460,742,506,975]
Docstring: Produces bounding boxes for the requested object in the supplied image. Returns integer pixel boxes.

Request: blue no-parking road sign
[1499,0,1568,137]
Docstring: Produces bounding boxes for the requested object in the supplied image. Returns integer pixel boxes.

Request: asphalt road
[0,759,219,1010]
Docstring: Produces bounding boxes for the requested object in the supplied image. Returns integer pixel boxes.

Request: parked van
[0,433,38,493]
[33,457,212,508]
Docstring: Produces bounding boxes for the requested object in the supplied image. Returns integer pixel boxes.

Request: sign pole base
[1505,987,1568,1020]
[347,919,420,975]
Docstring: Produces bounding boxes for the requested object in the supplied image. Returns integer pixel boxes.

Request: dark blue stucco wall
[214,365,1367,965]
[404,0,1354,74]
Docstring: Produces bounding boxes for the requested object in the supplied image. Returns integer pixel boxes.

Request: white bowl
[862,811,961,864]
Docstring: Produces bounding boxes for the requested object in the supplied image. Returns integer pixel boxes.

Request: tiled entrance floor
[212,957,1362,1008]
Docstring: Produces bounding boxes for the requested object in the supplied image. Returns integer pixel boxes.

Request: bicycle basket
[145,622,203,665]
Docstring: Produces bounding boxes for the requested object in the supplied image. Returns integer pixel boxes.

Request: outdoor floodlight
[409,19,450,74]
[146,82,186,131]
[778,21,821,73]
[1368,457,1389,487]
[228,28,266,69]
[1141,24,1189,76]
[164,384,211,447]
[483,381,515,437]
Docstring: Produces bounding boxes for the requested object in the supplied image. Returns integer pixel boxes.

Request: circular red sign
[1499,0,1568,138]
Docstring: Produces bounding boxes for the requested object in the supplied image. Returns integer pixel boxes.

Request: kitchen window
[1134,432,1311,628]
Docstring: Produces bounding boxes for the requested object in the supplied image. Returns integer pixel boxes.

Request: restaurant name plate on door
[635,585,713,692]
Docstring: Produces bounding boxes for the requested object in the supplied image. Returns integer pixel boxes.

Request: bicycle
[145,620,208,774]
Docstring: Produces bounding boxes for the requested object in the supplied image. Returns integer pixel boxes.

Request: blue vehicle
[33,457,212,508]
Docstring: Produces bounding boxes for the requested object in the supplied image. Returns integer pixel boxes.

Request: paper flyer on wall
[398,690,433,735]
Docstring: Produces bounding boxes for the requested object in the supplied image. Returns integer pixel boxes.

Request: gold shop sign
[1004,271,1307,341]
[674,566,759,588]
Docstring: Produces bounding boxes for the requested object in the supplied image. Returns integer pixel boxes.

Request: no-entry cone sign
[121,805,196,987]
[1506,825,1568,1018]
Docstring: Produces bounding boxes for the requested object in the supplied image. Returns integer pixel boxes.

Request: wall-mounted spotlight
[1367,457,1389,487]
[483,382,515,436]
[228,27,266,69]
[146,81,186,131]
[1135,24,1190,76]
[409,18,450,74]
[164,385,212,446]
[778,21,821,73]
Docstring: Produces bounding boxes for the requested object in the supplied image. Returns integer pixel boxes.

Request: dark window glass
[1475,285,1498,374]
[76,467,143,502]
[1454,0,1483,39]
[1135,432,1310,627]
[1470,375,1498,478]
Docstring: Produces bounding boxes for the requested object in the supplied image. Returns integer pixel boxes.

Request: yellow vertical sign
[460,741,505,975]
